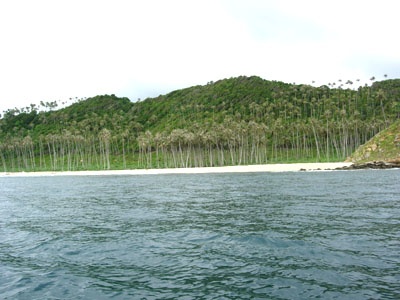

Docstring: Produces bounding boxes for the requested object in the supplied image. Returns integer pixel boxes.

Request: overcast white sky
[0,0,399,114]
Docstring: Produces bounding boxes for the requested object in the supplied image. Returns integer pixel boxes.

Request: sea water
[0,170,399,299]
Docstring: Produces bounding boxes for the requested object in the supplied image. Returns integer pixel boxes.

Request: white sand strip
[0,162,352,177]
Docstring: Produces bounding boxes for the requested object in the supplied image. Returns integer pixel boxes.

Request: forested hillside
[0,76,399,171]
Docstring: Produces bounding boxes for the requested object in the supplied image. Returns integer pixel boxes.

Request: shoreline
[0,162,353,177]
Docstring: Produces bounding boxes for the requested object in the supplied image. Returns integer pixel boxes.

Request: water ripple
[1,170,400,299]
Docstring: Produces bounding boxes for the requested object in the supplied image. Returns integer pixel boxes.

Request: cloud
[0,0,399,114]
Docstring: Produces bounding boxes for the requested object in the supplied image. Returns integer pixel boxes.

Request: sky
[1,0,399,114]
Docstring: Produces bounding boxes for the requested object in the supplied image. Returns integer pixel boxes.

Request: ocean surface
[0,169,399,299]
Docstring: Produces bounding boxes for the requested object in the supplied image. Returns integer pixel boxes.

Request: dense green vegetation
[0,76,399,171]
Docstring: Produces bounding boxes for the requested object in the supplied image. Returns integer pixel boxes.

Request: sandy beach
[0,162,353,177]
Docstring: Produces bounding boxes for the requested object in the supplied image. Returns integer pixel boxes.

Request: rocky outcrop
[335,160,400,170]
[350,120,400,163]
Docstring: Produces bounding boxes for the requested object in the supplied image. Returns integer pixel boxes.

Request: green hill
[350,119,400,163]
[0,76,399,171]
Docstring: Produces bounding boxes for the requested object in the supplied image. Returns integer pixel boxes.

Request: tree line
[0,77,399,171]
